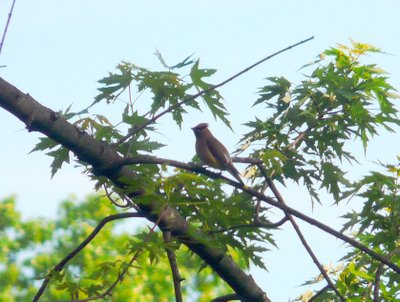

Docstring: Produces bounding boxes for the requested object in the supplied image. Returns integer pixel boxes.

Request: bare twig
[33,212,144,302]
[0,0,16,55]
[257,164,344,301]
[163,231,184,302]
[115,36,314,146]
[373,247,400,302]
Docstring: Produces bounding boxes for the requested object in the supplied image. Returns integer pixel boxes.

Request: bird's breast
[195,140,223,169]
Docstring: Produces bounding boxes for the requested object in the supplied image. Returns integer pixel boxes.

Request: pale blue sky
[1,1,400,300]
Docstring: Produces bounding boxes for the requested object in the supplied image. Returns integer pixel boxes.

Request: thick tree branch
[33,212,144,302]
[0,78,270,302]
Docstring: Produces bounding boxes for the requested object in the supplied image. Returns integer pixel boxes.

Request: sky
[1,1,400,301]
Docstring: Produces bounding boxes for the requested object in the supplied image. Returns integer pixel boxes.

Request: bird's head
[191,123,209,138]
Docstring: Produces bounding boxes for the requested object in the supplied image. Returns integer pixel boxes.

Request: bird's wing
[206,136,244,184]
[206,136,231,168]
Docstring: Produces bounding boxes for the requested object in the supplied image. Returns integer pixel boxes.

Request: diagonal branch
[72,213,165,302]
[115,36,314,145]
[0,0,17,55]
[33,212,144,302]
[257,163,344,301]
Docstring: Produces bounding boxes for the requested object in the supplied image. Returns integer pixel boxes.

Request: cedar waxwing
[192,123,244,184]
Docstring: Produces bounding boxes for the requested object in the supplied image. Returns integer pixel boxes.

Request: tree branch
[258,164,344,301]
[163,231,184,302]
[33,212,144,302]
[0,0,16,55]
[69,214,166,302]
[0,77,270,302]
[115,36,314,145]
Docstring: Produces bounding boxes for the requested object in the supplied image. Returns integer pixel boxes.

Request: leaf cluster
[240,41,399,204]
[337,161,400,300]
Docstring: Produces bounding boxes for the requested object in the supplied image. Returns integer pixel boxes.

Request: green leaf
[91,62,136,107]
[47,147,70,177]
[190,60,231,129]
[154,50,195,70]
[254,76,291,109]
[30,137,59,153]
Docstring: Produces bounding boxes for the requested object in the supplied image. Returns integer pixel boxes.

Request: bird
[191,123,244,184]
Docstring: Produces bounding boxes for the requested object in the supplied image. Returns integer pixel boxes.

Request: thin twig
[163,231,184,302]
[115,36,314,146]
[0,0,16,55]
[257,164,345,301]
[33,212,144,302]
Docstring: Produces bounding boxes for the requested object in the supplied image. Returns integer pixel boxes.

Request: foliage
[239,42,399,204]
[335,160,400,301]
[13,41,400,300]
[0,195,233,301]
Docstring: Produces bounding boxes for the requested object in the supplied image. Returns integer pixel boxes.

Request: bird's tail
[228,165,244,185]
